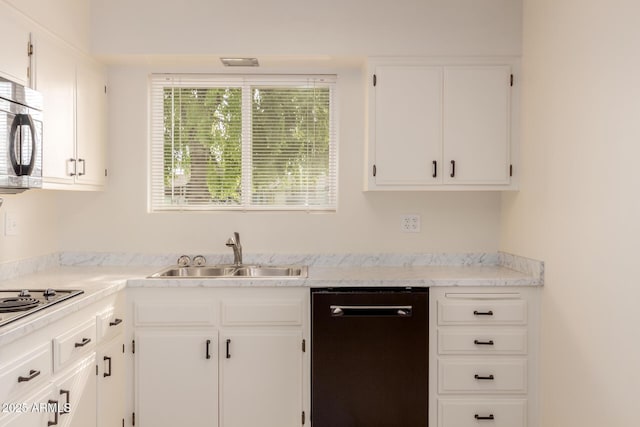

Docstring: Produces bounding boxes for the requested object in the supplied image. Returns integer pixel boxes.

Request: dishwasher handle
[330,305,412,317]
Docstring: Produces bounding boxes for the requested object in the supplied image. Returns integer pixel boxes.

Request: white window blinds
[149,74,338,211]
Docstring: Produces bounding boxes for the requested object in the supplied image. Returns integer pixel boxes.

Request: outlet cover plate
[400,214,421,233]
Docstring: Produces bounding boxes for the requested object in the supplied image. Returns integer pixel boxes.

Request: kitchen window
[149,74,338,211]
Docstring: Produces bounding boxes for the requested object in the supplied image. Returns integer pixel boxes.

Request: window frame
[148,73,339,212]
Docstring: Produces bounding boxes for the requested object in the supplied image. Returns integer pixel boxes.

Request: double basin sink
[149,264,308,279]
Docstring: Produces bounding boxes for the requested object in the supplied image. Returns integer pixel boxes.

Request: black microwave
[0,77,43,193]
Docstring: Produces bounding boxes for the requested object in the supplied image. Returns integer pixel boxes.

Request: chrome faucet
[225,232,243,266]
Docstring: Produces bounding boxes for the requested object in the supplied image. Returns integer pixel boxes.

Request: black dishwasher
[311,287,429,427]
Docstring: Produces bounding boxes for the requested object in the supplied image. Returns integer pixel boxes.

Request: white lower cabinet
[438,399,527,427]
[0,386,55,427]
[97,337,125,427]
[52,354,97,427]
[429,288,539,427]
[130,288,309,427]
[0,291,125,427]
[135,329,218,427]
[220,329,303,427]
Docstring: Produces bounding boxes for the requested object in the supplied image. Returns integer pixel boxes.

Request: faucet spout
[225,232,243,265]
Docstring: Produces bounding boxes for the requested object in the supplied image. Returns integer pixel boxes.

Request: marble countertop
[0,252,543,346]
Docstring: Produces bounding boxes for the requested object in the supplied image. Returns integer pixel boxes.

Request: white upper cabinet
[0,2,32,86]
[443,66,511,185]
[366,58,519,191]
[33,30,108,190]
[373,66,443,186]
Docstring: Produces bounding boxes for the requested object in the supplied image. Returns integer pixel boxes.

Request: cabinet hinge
[132,339,135,354]
[302,411,306,425]
[373,164,377,177]
[302,339,306,353]
[27,42,33,57]
[373,74,377,87]
[510,74,514,87]
[132,412,135,426]
[510,164,513,177]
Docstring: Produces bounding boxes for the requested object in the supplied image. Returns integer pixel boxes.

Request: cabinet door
[97,337,125,427]
[220,329,303,427]
[135,329,218,427]
[75,57,107,187]
[0,3,31,86]
[53,354,97,427]
[443,66,511,184]
[33,31,76,185]
[373,66,442,185]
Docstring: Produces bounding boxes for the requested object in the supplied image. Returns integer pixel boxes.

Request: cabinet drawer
[438,329,527,355]
[221,299,303,326]
[53,318,96,372]
[438,399,526,427]
[97,308,125,343]
[0,343,51,403]
[438,299,527,325]
[438,359,527,394]
[135,301,216,326]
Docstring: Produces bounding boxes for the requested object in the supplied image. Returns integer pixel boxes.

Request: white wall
[55,64,502,255]
[90,0,522,57]
[3,0,90,51]
[500,0,640,425]
[0,191,59,263]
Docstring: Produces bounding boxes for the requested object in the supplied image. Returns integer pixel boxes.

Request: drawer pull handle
[475,414,495,421]
[473,310,494,316]
[474,339,495,346]
[74,338,92,348]
[104,356,112,377]
[109,318,123,327]
[474,374,495,381]
[47,400,59,426]
[17,369,41,383]
[59,390,70,414]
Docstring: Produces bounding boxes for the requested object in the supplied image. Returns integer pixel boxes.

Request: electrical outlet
[400,214,421,233]
[4,212,19,236]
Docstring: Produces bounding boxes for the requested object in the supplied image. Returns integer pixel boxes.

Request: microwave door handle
[8,114,37,176]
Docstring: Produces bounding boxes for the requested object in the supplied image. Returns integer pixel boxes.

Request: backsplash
[0,251,544,284]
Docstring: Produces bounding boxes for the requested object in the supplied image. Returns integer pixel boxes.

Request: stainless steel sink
[149,264,308,278]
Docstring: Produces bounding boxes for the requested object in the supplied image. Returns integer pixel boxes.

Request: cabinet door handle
[226,339,231,359]
[475,414,495,420]
[474,339,495,346]
[206,339,212,360]
[109,318,123,327]
[474,374,495,380]
[68,158,77,177]
[78,158,86,176]
[17,369,40,383]
[59,390,70,414]
[473,310,494,316]
[103,356,112,377]
[74,337,92,348]
[450,160,456,178]
[432,160,437,178]
[47,400,59,426]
